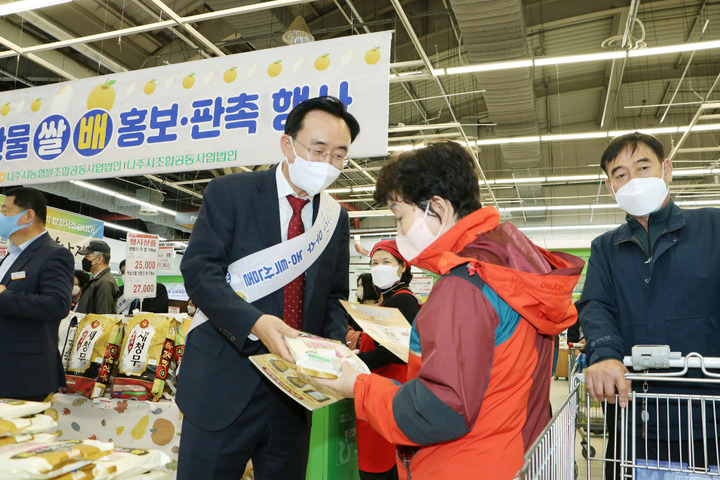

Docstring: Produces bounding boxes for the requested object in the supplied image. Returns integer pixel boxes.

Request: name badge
[11,271,26,280]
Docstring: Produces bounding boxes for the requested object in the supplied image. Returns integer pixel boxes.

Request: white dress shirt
[276,164,313,241]
[0,231,45,281]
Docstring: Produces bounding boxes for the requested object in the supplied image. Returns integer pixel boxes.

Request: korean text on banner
[125,233,159,300]
[0,194,104,259]
[0,31,392,186]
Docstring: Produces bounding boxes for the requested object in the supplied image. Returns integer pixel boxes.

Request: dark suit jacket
[178,167,350,430]
[0,231,74,398]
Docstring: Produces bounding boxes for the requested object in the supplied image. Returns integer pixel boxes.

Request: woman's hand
[315,361,364,398]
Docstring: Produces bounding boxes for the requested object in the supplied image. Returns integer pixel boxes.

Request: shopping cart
[578,346,720,479]
[515,380,579,480]
[569,346,605,460]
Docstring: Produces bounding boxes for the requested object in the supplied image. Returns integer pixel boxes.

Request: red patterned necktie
[283,194,310,330]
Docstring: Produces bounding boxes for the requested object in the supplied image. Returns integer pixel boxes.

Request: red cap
[370,239,407,265]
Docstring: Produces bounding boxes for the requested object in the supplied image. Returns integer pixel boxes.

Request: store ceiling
[0,0,719,246]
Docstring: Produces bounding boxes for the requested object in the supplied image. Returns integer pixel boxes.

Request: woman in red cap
[356,239,420,480]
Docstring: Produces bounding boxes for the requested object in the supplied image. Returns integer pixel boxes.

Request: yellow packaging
[0,439,113,479]
[64,315,124,398]
[112,314,176,401]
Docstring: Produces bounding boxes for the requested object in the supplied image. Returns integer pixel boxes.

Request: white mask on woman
[371,264,401,289]
[72,285,81,297]
[612,174,668,217]
[285,139,342,197]
[396,203,447,262]
[187,306,196,316]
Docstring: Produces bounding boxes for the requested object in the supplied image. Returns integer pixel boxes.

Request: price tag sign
[125,232,159,300]
[158,245,174,272]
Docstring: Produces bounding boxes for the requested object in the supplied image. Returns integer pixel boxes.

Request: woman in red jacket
[357,240,420,480]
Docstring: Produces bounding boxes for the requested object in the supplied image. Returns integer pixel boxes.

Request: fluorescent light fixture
[0,0,71,16]
[326,187,352,194]
[520,224,621,232]
[476,136,540,146]
[678,199,720,207]
[540,132,609,141]
[105,222,168,241]
[387,145,416,152]
[534,51,626,66]
[700,102,720,110]
[348,210,392,218]
[445,60,533,75]
[71,180,178,217]
[628,39,720,57]
[545,174,604,182]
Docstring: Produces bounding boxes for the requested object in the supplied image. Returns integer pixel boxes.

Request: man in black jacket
[0,187,74,400]
[76,240,118,314]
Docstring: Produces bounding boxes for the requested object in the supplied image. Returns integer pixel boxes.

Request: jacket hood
[412,207,584,335]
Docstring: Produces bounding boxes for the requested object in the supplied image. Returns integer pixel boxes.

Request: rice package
[112,315,176,401]
[0,439,113,480]
[64,315,124,399]
[0,399,50,420]
[92,446,170,479]
[0,433,58,448]
[284,332,370,379]
[0,415,57,438]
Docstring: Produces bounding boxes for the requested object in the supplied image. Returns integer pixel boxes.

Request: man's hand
[251,314,298,363]
[585,359,631,407]
[315,361,364,398]
[0,285,6,293]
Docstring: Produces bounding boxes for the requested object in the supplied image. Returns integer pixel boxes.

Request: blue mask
[0,211,29,241]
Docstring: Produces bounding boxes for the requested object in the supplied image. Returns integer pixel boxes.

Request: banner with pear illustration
[0,31,391,186]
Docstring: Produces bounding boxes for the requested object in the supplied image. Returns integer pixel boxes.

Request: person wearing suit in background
[0,187,74,401]
[177,96,360,480]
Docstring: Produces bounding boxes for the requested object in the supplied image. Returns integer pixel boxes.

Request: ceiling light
[282,16,314,45]
[0,0,71,16]
[628,39,720,57]
[444,60,533,75]
[534,51,626,66]
[71,180,178,217]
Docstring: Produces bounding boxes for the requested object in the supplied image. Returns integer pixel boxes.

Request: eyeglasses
[292,137,350,168]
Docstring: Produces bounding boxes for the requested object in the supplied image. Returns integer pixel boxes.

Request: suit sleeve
[354,275,497,445]
[319,209,350,343]
[0,245,73,322]
[578,238,624,364]
[181,177,265,347]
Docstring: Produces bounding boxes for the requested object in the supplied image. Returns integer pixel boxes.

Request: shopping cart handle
[623,345,720,372]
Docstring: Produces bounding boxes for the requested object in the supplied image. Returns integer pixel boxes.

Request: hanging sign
[0,31,392,186]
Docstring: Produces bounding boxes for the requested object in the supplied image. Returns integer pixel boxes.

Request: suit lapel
[1,232,49,284]
[303,195,321,313]
[250,167,282,312]
[251,167,282,250]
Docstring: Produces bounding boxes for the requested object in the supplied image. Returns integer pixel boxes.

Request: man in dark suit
[177,96,359,480]
[0,187,74,401]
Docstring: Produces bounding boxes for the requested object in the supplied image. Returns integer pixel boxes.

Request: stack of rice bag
[0,399,171,479]
[61,314,192,402]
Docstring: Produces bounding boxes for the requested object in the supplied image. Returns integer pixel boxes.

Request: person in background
[0,187,74,401]
[118,258,169,314]
[578,132,720,476]
[75,240,118,315]
[186,299,196,317]
[71,270,90,311]
[317,142,583,479]
[346,273,380,351]
[356,239,420,480]
[357,272,381,305]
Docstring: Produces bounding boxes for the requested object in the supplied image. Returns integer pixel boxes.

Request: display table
[47,394,181,479]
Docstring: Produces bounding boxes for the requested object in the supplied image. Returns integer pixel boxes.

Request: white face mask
[72,285,81,297]
[285,139,342,197]
[356,286,364,302]
[187,306,196,315]
[371,264,401,289]
[396,203,446,262]
[612,174,668,217]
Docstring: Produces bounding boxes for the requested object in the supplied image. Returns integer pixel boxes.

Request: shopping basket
[578,346,720,480]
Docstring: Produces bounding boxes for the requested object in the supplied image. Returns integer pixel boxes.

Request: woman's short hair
[374,141,482,219]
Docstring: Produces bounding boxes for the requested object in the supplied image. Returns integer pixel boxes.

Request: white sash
[189,192,342,335]
[116,295,131,315]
